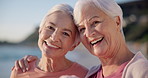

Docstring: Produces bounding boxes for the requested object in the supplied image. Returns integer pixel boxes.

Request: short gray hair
[39,4,73,31]
[39,4,80,44]
[74,0,124,34]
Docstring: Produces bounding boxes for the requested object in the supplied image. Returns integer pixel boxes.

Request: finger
[18,59,26,72]
[14,60,23,74]
[27,55,38,62]
[11,66,15,70]
[23,56,30,71]
[15,60,21,71]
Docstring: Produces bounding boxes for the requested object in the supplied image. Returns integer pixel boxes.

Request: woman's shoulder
[122,52,148,78]
[127,52,148,67]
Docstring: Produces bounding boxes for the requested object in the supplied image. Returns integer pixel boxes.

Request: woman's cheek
[81,36,88,47]
[40,30,50,40]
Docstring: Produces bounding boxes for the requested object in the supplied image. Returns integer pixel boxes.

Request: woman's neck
[37,55,73,72]
[99,39,134,77]
[99,39,134,66]
[100,46,134,66]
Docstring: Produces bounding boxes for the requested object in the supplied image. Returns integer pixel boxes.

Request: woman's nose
[50,31,60,42]
[84,27,95,37]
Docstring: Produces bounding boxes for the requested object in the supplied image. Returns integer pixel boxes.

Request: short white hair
[39,4,73,31]
[74,0,124,34]
[39,4,80,45]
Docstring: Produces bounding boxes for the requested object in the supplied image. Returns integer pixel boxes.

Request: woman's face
[38,12,76,58]
[77,5,121,58]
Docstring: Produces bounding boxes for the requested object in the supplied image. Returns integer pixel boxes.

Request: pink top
[90,61,129,78]
[86,52,148,78]
[10,61,88,78]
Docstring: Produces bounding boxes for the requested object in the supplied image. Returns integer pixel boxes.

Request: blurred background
[0,0,148,78]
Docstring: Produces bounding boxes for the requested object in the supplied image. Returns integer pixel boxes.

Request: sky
[0,0,137,43]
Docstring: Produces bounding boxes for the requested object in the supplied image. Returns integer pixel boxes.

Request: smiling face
[77,4,121,58]
[38,12,77,58]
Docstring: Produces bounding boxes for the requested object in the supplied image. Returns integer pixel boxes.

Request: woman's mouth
[90,37,104,46]
[44,41,60,49]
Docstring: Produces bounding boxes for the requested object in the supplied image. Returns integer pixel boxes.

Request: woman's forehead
[45,12,76,32]
[45,12,73,24]
[77,6,105,25]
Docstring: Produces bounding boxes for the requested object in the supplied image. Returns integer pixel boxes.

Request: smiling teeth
[46,42,59,48]
[91,37,103,45]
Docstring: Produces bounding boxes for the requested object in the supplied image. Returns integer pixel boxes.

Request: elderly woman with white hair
[10,4,88,78]
[73,0,148,78]
[11,0,148,78]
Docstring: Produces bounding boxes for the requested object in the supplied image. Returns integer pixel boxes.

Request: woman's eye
[92,21,102,27]
[79,28,85,33]
[63,32,70,36]
[93,21,101,25]
[47,26,55,31]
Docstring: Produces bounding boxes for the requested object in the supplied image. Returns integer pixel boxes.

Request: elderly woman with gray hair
[73,0,148,78]
[10,4,88,78]
[11,0,148,78]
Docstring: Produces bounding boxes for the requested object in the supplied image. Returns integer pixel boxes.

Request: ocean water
[0,45,99,78]
[0,45,40,78]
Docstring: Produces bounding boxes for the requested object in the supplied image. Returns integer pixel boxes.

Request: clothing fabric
[85,52,148,78]
[97,61,128,78]
[10,61,88,78]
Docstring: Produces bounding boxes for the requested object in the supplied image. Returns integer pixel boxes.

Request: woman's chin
[93,49,107,57]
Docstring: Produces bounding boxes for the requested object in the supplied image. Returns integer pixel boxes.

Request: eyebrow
[77,16,100,27]
[88,16,100,21]
[48,22,56,26]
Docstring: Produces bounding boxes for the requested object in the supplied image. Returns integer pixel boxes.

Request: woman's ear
[38,27,42,34]
[115,16,121,31]
[69,28,80,51]
[69,36,80,51]
[69,41,80,51]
